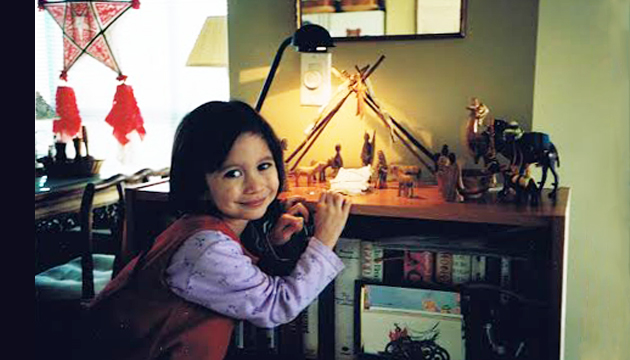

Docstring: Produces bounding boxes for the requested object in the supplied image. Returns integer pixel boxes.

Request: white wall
[533,0,630,359]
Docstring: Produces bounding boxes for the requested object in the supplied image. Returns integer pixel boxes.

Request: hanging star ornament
[38,0,146,146]
[38,0,139,80]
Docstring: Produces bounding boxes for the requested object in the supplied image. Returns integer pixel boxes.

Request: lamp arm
[255,36,293,112]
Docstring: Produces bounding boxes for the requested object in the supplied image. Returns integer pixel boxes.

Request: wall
[533,0,630,359]
[228,1,630,358]
[228,0,538,177]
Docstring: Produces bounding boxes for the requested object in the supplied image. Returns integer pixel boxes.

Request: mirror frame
[296,0,468,42]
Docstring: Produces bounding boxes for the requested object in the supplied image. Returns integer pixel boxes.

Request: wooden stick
[363,95,435,174]
[365,91,436,164]
[285,81,354,164]
[289,90,353,171]
[361,55,385,81]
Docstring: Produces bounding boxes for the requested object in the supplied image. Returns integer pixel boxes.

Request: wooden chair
[35,174,127,301]
[35,174,126,359]
[126,166,170,184]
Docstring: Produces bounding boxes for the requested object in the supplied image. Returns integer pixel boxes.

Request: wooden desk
[35,175,121,229]
[123,181,569,360]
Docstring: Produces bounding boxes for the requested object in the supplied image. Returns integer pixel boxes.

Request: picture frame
[355,280,465,360]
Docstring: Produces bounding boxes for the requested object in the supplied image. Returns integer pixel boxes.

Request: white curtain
[35,0,229,174]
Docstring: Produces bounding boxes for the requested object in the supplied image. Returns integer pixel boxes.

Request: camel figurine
[293,161,328,187]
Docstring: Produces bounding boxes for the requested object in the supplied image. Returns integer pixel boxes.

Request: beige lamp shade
[186,16,228,67]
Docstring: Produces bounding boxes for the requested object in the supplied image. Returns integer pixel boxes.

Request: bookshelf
[122,181,569,360]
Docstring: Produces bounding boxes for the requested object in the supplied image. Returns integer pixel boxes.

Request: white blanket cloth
[329,165,373,195]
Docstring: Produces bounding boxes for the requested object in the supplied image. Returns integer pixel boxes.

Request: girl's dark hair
[169,100,285,216]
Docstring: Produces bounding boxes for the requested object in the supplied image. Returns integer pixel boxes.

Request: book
[484,256,501,285]
[303,298,319,360]
[452,254,472,285]
[435,252,453,285]
[334,238,362,360]
[358,282,465,360]
[277,312,303,358]
[500,256,511,289]
[403,250,434,283]
[470,255,487,282]
[360,241,384,281]
[233,320,245,350]
[381,248,405,285]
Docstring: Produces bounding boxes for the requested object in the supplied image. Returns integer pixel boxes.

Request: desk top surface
[130,181,570,227]
[35,175,103,196]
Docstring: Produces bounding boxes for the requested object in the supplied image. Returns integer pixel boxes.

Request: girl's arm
[165,229,344,328]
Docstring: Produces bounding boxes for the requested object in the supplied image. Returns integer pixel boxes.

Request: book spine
[403,250,434,283]
[360,241,384,281]
[334,238,362,360]
[435,252,453,285]
[233,320,245,351]
[303,298,319,360]
[471,255,487,282]
[278,312,303,358]
[382,248,405,285]
[485,256,501,286]
[452,254,472,285]
[500,256,511,289]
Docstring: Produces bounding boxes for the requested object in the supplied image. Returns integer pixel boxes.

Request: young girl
[83,100,352,360]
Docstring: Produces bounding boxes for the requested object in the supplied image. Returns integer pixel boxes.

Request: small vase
[54,142,67,163]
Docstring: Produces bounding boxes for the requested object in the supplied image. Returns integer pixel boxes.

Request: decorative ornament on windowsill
[38,0,145,173]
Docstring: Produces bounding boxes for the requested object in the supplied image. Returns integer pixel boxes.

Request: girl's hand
[313,191,352,249]
[268,197,310,246]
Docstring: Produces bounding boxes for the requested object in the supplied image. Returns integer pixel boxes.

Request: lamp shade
[186,16,228,67]
[292,24,335,52]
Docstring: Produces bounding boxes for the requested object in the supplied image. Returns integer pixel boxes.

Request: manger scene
[283,56,559,206]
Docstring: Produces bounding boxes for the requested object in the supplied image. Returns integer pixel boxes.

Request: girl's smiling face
[205,132,280,235]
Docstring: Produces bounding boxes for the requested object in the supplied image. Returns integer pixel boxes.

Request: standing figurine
[361,130,376,167]
[331,143,344,177]
[376,150,388,189]
[436,152,464,202]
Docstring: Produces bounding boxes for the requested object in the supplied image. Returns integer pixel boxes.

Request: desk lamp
[255,24,334,112]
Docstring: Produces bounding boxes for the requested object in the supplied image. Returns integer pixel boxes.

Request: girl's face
[205,132,279,235]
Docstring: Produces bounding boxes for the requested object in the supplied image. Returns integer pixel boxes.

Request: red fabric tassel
[105,83,146,145]
[132,0,141,9]
[53,86,82,139]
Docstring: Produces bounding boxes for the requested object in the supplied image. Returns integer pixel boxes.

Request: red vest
[85,214,258,360]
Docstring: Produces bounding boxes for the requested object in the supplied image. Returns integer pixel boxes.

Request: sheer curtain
[35,0,229,174]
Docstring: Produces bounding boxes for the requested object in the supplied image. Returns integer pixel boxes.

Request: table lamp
[186,16,228,67]
[255,24,334,112]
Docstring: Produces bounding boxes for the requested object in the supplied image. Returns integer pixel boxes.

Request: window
[35,0,229,173]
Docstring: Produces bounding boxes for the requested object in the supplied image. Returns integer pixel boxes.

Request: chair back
[79,174,126,299]
[126,167,170,185]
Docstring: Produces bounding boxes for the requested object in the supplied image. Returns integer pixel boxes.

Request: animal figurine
[390,164,422,198]
[293,161,327,187]
[464,99,560,203]
[375,150,388,189]
[504,164,539,206]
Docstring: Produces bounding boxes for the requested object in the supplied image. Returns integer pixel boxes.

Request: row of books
[230,234,543,359]
[331,237,544,360]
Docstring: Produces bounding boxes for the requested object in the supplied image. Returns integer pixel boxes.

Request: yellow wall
[532,0,630,359]
[228,0,538,176]
[228,0,630,355]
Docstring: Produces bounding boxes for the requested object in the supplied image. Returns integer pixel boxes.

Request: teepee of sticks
[285,55,437,177]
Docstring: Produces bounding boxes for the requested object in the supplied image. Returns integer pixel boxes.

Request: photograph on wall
[357,282,465,360]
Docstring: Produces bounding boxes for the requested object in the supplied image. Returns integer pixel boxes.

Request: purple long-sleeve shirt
[165,230,344,328]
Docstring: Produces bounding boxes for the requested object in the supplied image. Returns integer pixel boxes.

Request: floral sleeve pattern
[165,230,344,328]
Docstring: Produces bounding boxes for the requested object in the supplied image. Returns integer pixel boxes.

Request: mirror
[297,0,467,41]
